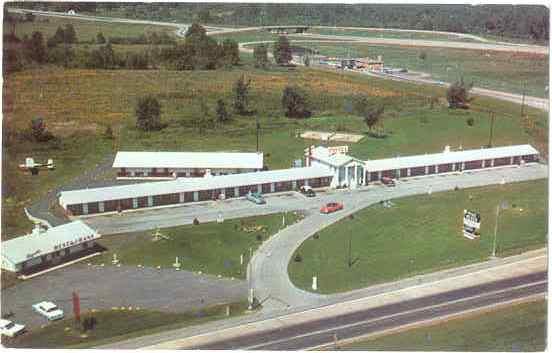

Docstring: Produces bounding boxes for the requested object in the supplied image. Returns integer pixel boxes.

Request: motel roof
[1,221,100,265]
[112,151,264,170]
[364,144,539,172]
[59,167,333,206]
[309,146,363,167]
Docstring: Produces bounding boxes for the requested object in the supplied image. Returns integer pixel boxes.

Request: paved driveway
[1,264,247,328]
[249,163,548,310]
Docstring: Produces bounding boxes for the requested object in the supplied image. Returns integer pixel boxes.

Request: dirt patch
[300,130,364,143]
[49,121,99,137]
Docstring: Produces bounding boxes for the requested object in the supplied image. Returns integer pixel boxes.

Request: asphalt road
[192,271,547,350]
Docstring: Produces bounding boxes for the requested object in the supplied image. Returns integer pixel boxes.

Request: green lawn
[92,212,302,278]
[309,28,480,42]
[4,301,250,349]
[289,179,548,294]
[298,42,549,98]
[6,14,174,43]
[342,300,547,351]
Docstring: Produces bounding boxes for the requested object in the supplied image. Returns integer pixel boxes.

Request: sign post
[72,291,80,322]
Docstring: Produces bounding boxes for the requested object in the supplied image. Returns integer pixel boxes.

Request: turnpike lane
[193,271,546,350]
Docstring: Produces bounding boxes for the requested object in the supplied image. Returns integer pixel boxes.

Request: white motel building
[113,151,264,179]
[57,144,540,217]
[1,221,101,274]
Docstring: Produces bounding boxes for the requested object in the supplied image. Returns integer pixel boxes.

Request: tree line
[12,3,548,42]
[3,22,241,74]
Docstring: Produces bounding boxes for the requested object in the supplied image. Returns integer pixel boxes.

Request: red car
[381,176,396,187]
[320,202,344,214]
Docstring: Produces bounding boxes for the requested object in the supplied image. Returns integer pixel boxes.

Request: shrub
[294,254,302,262]
[467,117,475,126]
[193,218,200,225]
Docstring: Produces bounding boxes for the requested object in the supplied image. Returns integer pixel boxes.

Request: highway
[184,272,547,350]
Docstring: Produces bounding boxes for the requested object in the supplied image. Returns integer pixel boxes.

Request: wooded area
[9,3,550,42]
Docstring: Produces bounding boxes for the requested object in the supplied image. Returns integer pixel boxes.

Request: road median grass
[289,179,547,294]
[92,211,303,278]
[341,299,546,351]
[4,301,251,349]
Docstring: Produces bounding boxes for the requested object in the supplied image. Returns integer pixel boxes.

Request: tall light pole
[492,199,509,258]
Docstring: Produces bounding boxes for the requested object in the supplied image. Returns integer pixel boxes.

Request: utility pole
[520,83,526,118]
[492,203,500,258]
[347,231,352,267]
[487,111,495,147]
[255,115,260,152]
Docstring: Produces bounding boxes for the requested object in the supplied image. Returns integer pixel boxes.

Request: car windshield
[46,306,59,312]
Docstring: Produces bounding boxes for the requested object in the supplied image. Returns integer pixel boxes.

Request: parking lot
[1,264,247,329]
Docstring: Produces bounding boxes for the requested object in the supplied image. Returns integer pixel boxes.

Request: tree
[135,95,162,131]
[104,125,114,139]
[96,32,106,44]
[446,78,473,109]
[53,26,65,44]
[63,24,77,44]
[216,99,230,123]
[363,105,385,132]
[282,86,311,119]
[29,117,54,142]
[222,39,240,66]
[303,55,310,67]
[185,23,207,38]
[233,75,251,115]
[418,51,427,61]
[253,44,269,68]
[273,36,292,65]
[27,31,47,63]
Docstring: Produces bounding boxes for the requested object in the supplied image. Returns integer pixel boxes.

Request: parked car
[299,185,316,197]
[320,202,344,214]
[381,177,396,187]
[0,319,25,337]
[246,191,266,205]
[32,301,64,321]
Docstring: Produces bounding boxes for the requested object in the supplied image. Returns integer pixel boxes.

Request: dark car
[299,185,316,197]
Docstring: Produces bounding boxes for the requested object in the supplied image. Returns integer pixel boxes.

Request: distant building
[1,221,101,274]
[113,151,264,179]
[319,56,384,71]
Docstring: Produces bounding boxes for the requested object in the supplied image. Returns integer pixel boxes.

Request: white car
[0,319,25,337]
[32,301,64,321]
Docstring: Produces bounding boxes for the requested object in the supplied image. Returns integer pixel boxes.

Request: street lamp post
[492,200,508,258]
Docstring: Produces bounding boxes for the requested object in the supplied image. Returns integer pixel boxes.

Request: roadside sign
[463,209,481,240]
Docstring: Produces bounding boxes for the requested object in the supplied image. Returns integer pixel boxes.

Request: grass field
[309,28,480,42]
[5,15,173,43]
[298,42,549,98]
[289,179,547,294]
[342,299,547,351]
[4,301,250,349]
[92,212,302,278]
[3,65,547,237]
